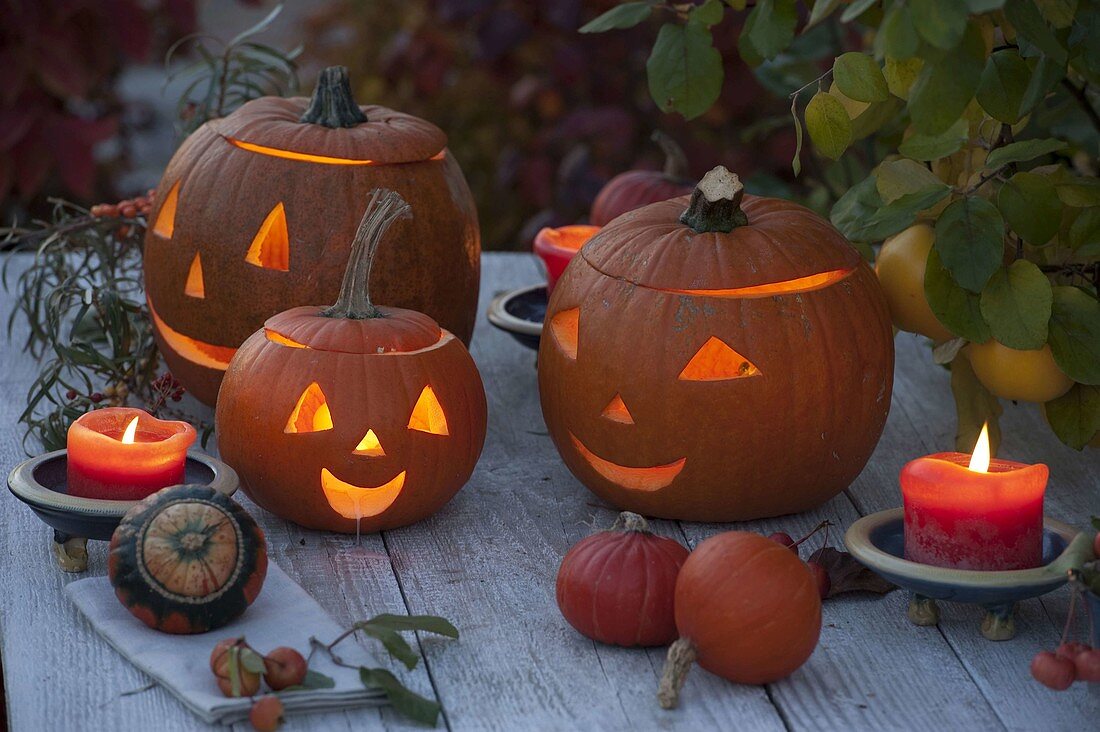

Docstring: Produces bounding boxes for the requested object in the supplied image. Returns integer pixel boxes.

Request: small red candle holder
[67,407,196,500]
[532,225,600,295]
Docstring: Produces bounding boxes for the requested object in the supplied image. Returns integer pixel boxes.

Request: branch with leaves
[583,0,1100,451]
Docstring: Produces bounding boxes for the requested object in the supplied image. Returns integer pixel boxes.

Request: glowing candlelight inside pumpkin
[67,407,196,500]
[901,422,1047,570]
[533,225,601,295]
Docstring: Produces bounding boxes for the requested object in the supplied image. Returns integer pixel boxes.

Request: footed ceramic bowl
[845,508,1089,641]
[8,449,237,572]
[486,283,546,351]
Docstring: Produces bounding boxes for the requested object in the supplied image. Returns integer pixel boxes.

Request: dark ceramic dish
[486,284,546,350]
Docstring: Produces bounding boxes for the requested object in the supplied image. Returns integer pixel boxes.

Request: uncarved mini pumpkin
[144,66,480,405]
[589,132,695,226]
[539,166,894,521]
[658,531,821,707]
[109,484,267,634]
[556,511,689,647]
[216,189,487,533]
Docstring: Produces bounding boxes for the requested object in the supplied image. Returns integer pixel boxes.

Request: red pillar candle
[533,225,601,295]
[901,426,1047,570]
[67,407,196,500]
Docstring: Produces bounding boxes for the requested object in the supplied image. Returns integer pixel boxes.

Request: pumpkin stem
[679,165,748,234]
[657,638,698,709]
[299,66,368,128]
[321,189,411,320]
[611,511,650,533]
[652,131,689,180]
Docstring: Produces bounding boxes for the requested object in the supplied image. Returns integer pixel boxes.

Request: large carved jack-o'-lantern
[538,167,894,522]
[144,67,480,405]
[216,190,486,533]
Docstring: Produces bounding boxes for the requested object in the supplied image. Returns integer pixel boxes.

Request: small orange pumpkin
[215,189,487,533]
[539,166,894,521]
[658,531,821,706]
[590,132,695,225]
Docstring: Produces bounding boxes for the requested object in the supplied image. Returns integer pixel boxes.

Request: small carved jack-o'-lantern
[539,167,894,521]
[216,190,487,533]
[144,66,480,405]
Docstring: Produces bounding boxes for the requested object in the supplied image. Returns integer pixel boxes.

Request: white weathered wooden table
[2,253,1098,731]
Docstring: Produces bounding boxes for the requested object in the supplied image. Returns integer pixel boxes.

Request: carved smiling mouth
[147,298,236,370]
[320,468,406,519]
[568,433,685,492]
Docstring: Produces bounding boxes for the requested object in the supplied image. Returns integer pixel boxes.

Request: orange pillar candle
[533,225,601,295]
[67,407,196,500]
[901,425,1047,571]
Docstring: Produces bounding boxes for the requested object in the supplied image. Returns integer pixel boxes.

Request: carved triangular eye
[601,394,634,424]
[679,337,761,381]
[285,382,333,433]
[184,253,204,298]
[353,429,385,456]
[246,203,289,271]
[408,386,448,435]
[549,307,579,360]
[152,180,179,238]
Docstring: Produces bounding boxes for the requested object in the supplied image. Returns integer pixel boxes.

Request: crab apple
[1055,641,1090,661]
[250,695,285,731]
[1075,649,1100,683]
[263,646,308,690]
[1030,651,1076,691]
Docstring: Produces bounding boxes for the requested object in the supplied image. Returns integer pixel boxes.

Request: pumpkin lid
[262,188,445,355]
[581,166,861,295]
[210,67,446,165]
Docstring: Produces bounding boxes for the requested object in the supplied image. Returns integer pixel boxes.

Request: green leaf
[806,0,846,30]
[1069,207,1100,251]
[739,0,797,61]
[1004,0,1068,64]
[911,0,969,50]
[1048,286,1100,384]
[908,22,986,134]
[933,197,1005,292]
[691,0,725,27]
[833,52,890,102]
[976,50,1031,123]
[240,647,268,675]
[359,667,441,726]
[838,182,950,240]
[1046,384,1100,450]
[877,159,946,203]
[840,0,879,22]
[880,4,920,60]
[791,96,804,176]
[831,175,882,240]
[850,97,905,140]
[950,354,1003,454]
[805,91,852,159]
[965,0,1007,10]
[1019,55,1066,116]
[898,118,969,160]
[647,22,723,120]
[1056,177,1100,207]
[985,138,1068,168]
[925,248,993,343]
[884,56,923,99]
[365,614,460,639]
[579,2,655,33]
[1036,0,1078,29]
[282,670,337,692]
[997,172,1063,245]
[356,622,420,671]
[979,260,1053,349]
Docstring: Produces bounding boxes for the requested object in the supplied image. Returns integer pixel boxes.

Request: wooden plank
[865,334,1100,729]
[378,254,787,731]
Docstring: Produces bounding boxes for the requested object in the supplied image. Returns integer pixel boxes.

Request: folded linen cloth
[66,561,386,725]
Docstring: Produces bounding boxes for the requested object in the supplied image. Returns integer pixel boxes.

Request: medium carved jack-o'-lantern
[539,167,894,521]
[216,190,487,533]
[144,66,480,405]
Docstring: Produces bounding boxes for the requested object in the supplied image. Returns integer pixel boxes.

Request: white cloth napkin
[66,561,386,725]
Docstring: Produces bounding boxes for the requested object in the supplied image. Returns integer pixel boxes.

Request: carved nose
[353,429,385,457]
[601,394,634,425]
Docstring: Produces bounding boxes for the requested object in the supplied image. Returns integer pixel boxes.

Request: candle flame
[968,422,991,473]
[121,416,139,445]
